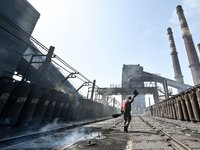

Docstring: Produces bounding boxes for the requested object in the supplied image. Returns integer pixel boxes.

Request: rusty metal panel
[188,91,200,122]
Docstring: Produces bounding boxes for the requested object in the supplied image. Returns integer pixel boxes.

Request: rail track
[0,117,119,150]
[139,116,200,150]
[1,115,199,149]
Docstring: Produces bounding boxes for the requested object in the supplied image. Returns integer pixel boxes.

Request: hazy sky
[27,0,200,100]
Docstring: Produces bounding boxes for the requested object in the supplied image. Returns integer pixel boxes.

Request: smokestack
[198,44,200,53]
[167,27,184,84]
[176,5,200,85]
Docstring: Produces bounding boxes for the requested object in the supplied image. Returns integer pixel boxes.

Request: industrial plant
[0,1,199,149]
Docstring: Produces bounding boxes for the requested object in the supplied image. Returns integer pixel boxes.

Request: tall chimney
[198,44,200,53]
[167,27,184,85]
[176,5,200,85]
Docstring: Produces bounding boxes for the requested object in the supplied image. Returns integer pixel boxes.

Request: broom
[111,90,139,118]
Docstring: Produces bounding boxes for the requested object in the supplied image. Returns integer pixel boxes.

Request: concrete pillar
[167,28,184,92]
[177,5,200,85]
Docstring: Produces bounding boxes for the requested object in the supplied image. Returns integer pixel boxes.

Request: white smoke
[39,118,60,132]
[4,127,102,149]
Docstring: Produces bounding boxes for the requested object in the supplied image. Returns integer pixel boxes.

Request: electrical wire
[0,12,97,87]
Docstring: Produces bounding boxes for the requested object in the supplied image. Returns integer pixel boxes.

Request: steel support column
[163,80,169,99]
[40,46,54,78]
[90,80,96,101]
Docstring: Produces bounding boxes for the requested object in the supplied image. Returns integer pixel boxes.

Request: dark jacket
[125,97,134,111]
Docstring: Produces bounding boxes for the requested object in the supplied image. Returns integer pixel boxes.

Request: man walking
[121,90,138,132]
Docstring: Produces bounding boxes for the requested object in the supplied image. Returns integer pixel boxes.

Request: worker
[121,96,135,132]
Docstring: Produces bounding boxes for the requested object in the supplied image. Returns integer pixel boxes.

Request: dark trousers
[124,110,131,129]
